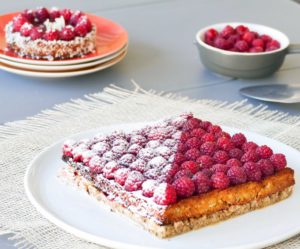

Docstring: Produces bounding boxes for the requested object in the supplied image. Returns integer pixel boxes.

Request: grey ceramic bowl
[195,22,300,79]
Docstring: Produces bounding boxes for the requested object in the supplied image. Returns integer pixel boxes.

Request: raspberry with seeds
[44,30,59,41]
[138,148,155,161]
[142,179,158,197]
[241,150,259,163]
[191,128,206,138]
[211,172,230,189]
[227,166,247,185]
[201,168,214,177]
[180,132,191,142]
[21,9,34,22]
[185,148,201,160]
[69,10,82,26]
[114,168,130,186]
[199,121,212,130]
[130,135,147,145]
[127,144,142,155]
[229,148,244,160]
[212,163,230,173]
[217,137,234,152]
[60,9,72,23]
[243,162,262,181]
[226,158,242,168]
[208,125,222,134]
[192,172,211,194]
[181,161,199,174]
[129,159,147,173]
[30,27,44,40]
[60,27,75,41]
[182,118,200,131]
[174,152,186,164]
[196,155,214,168]
[215,131,231,139]
[213,150,229,164]
[186,137,201,149]
[242,141,258,152]
[153,183,177,205]
[231,133,247,147]
[201,133,216,143]
[257,159,274,177]
[103,161,120,179]
[256,145,273,159]
[88,155,106,174]
[173,169,193,181]
[177,143,187,153]
[49,8,61,21]
[124,171,145,191]
[270,153,287,171]
[173,176,195,198]
[200,142,217,156]
[34,7,49,23]
[20,23,33,37]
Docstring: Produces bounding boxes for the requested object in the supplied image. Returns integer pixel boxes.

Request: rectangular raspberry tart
[60,113,295,238]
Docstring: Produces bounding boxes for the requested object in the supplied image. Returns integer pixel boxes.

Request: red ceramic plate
[0,12,128,65]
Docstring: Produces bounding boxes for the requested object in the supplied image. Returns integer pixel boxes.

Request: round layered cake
[5,7,96,60]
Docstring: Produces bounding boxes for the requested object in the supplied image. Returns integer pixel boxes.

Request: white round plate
[0,44,127,72]
[25,123,300,249]
[0,49,127,78]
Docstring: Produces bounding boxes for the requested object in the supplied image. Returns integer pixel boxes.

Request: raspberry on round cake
[5,7,96,60]
[60,113,295,238]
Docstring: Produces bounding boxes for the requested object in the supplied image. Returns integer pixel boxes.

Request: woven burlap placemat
[0,83,299,249]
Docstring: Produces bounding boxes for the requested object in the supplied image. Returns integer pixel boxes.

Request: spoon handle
[287,44,300,54]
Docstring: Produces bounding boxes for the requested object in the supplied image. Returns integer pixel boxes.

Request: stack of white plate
[0,13,128,78]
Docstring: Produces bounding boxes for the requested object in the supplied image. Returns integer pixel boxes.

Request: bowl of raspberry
[195,23,300,78]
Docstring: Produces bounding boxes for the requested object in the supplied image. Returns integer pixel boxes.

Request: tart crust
[61,165,294,238]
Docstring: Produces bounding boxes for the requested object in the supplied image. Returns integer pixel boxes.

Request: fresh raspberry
[192,172,211,194]
[217,137,234,152]
[221,25,235,39]
[226,158,242,168]
[215,131,231,139]
[88,155,106,174]
[44,30,59,41]
[241,150,259,163]
[266,40,280,50]
[69,10,83,26]
[160,163,180,183]
[102,161,120,179]
[191,128,206,138]
[129,159,147,173]
[231,133,247,147]
[256,145,273,159]
[92,142,110,155]
[213,150,229,164]
[119,154,136,167]
[12,15,27,32]
[75,20,91,37]
[60,27,75,41]
[147,156,167,169]
[257,159,274,177]
[174,152,186,164]
[252,38,264,49]
[208,125,222,134]
[177,143,187,153]
[142,179,158,197]
[212,163,230,173]
[266,46,279,52]
[204,28,218,44]
[34,7,50,23]
[20,23,33,37]
[243,162,262,181]
[242,31,257,44]
[214,37,227,50]
[199,121,212,130]
[127,144,142,155]
[200,142,217,156]
[242,141,258,152]
[227,166,247,185]
[114,168,130,186]
[30,27,44,40]
[49,8,61,21]
[181,161,199,174]
[270,153,287,171]
[130,135,147,145]
[201,168,214,177]
[60,9,72,23]
[124,171,145,191]
[183,118,200,131]
[81,150,96,165]
[235,40,249,52]
[249,47,264,53]
[153,183,177,205]
[185,148,201,160]
[173,169,193,181]
[148,128,168,140]
[138,148,155,161]
[211,172,230,189]
[229,148,244,160]
[235,25,249,35]
[173,176,195,198]
[186,137,201,149]
[21,9,34,22]
[227,34,241,48]
[201,133,216,143]
[163,139,177,148]
[261,34,272,43]
[180,132,191,142]
[196,155,214,168]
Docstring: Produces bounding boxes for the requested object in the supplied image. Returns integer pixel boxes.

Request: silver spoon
[240,84,300,103]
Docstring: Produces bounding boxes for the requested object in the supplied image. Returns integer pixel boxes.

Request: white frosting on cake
[44,16,65,32]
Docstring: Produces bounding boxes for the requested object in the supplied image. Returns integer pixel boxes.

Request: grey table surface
[1,0,300,248]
